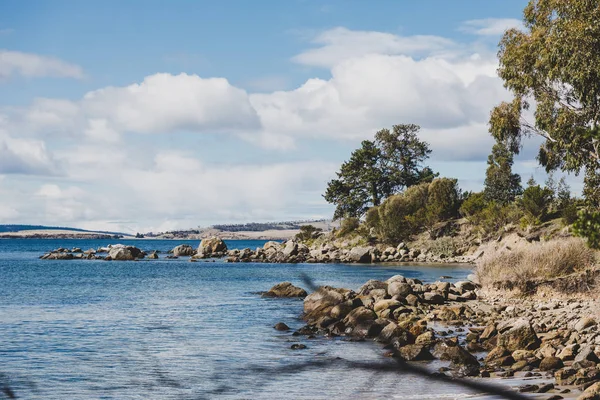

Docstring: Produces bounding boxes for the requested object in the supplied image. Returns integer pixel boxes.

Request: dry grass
[476,237,597,290]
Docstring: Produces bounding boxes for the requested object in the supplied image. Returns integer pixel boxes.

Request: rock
[388,281,413,297]
[579,382,600,400]
[147,252,159,259]
[386,275,406,284]
[303,286,349,321]
[512,350,535,361]
[171,244,194,257]
[108,244,143,261]
[433,341,479,366]
[348,247,373,263]
[415,331,435,346]
[357,280,387,296]
[377,322,409,344]
[274,322,290,331]
[497,318,541,352]
[557,344,579,361]
[282,241,299,257]
[539,356,564,371]
[396,344,434,361]
[574,345,600,364]
[263,241,281,251]
[405,294,419,306]
[575,317,597,332]
[423,292,445,305]
[263,282,307,298]
[197,237,227,256]
[291,344,307,350]
[454,281,477,293]
[374,299,402,313]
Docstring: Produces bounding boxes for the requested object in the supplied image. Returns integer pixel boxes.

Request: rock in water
[171,244,195,257]
[262,282,307,298]
[108,244,144,260]
[274,322,290,331]
[197,237,228,256]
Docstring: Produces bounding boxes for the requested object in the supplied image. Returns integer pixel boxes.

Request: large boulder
[396,344,434,361]
[171,244,195,257]
[497,318,540,352]
[197,237,228,256]
[348,247,373,263]
[263,282,307,298]
[282,241,299,257]
[303,286,352,321]
[108,244,144,260]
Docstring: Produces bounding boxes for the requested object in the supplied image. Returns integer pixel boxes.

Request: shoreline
[270,276,600,400]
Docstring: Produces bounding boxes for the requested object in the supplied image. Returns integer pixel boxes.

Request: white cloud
[459,18,523,36]
[292,27,456,68]
[0,134,61,175]
[82,73,260,134]
[0,50,84,80]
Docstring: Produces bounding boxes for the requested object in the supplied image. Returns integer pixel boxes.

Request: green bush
[425,178,461,226]
[477,202,522,235]
[459,192,487,221]
[295,225,323,242]
[573,209,600,249]
[518,184,553,226]
[336,217,360,238]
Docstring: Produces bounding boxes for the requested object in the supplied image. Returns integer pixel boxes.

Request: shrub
[518,184,553,226]
[424,178,461,228]
[459,192,487,221]
[573,209,600,249]
[336,217,360,238]
[295,225,323,242]
[476,238,596,290]
[375,182,429,243]
[477,202,522,235]
[427,237,460,258]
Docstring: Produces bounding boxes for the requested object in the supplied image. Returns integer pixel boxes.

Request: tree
[489,0,600,207]
[483,141,522,204]
[324,124,435,219]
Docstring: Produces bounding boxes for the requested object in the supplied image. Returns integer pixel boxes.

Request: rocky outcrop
[40,244,145,261]
[171,244,195,257]
[196,237,228,257]
[262,282,307,298]
[108,244,145,260]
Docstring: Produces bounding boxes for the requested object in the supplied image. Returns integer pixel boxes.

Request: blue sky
[1,0,571,233]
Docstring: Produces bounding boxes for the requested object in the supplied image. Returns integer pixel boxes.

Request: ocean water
[0,239,509,400]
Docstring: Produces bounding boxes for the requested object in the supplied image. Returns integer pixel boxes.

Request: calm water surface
[0,239,509,399]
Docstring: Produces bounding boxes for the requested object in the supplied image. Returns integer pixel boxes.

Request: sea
[0,239,519,400]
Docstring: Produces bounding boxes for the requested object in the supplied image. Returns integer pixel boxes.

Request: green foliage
[518,184,554,226]
[295,225,323,242]
[573,209,600,249]
[490,0,600,206]
[459,192,487,221]
[476,202,522,236]
[425,178,461,223]
[367,178,461,243]
[336,218,360,238]
[324,124,436,219]
[483,141,522,204]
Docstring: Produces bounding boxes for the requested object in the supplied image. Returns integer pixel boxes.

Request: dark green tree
[324,124,435,219]
[483,141,522,204]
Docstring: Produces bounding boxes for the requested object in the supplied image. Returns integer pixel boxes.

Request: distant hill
[0,224,127,236]
[210,219,329,232]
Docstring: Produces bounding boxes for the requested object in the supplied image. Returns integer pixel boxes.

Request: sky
[0,0,576,233]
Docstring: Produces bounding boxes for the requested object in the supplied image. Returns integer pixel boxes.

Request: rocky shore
[39,236,475,264]
[265,278,600,400]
